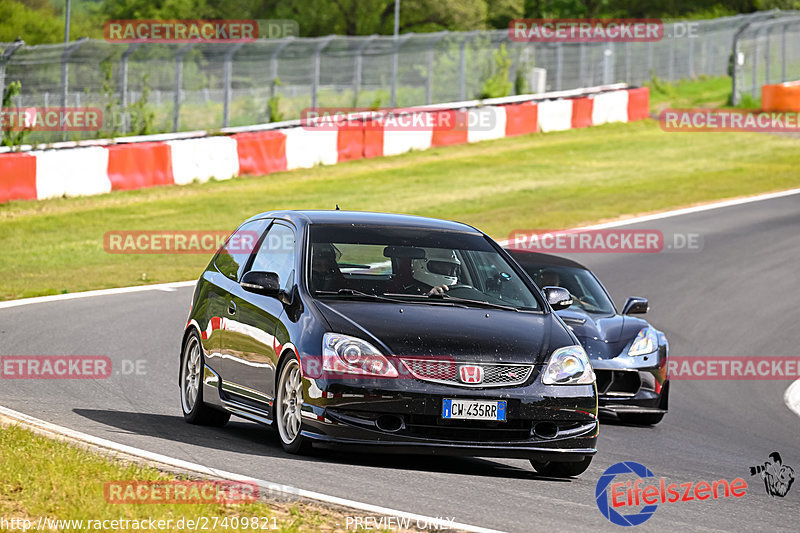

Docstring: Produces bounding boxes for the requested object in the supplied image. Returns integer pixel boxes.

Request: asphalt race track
[1,194,799,532]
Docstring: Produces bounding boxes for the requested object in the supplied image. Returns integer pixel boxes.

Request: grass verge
[0,424,390,532]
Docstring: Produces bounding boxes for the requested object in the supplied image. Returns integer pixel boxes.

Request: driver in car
[386,248,461,296]
[412,249,461,296]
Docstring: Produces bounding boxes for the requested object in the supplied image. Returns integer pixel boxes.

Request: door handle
[227,301,237,315]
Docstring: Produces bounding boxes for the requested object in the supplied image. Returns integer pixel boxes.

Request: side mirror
[241,271,281,297]
[622,296,649,315]
[543,286,572,311]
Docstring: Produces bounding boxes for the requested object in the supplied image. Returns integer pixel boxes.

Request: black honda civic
[180,211,598,476]
[505,250,669,425]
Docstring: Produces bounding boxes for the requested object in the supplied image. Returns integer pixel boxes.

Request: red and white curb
[0,405,505,533]
[1,84,649,204]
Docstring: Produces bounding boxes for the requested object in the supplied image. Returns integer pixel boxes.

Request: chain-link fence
[1,11,798,144]
[732,14,800,104]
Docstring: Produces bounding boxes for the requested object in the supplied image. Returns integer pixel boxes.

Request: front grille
[595,370,641,396]
[399,358,535,388]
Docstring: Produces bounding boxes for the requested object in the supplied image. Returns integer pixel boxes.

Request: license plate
[442,399,507,421]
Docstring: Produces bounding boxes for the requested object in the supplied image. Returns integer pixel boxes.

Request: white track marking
[495,187,800,246]
[0,405,505,533]
[0,281,196,309]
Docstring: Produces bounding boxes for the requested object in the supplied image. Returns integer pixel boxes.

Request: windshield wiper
[435,294,534,312]
[385,292,526,311]
[316,289,460,306]
[316,288,388,299]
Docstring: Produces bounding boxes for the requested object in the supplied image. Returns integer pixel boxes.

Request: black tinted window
[251,224,296,289]
[214,219,269,281]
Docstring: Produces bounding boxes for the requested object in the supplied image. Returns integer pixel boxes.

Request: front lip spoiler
[299,432,597,460]
[599,406,667,415]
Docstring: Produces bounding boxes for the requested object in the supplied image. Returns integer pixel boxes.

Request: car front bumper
[297,377,598,461]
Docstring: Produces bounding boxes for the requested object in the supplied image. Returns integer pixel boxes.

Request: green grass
[1,118,800,301]
[0,424,376,532]
[645,75,734,111]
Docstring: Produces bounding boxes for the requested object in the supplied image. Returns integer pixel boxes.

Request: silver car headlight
[628,327,658,356]
[322,332,398,378]
[542,345,595,385]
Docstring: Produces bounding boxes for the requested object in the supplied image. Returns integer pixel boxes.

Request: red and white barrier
[168,137,239,185]
[592,90,630,125]
[284,127,338,169]
[537,99,573,132]
[467,107,507,143]
[0,86,649,203]
[33,147,111,200]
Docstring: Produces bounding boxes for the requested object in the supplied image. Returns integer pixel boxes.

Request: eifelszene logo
[595,461,748,526]
[749,452,795,497]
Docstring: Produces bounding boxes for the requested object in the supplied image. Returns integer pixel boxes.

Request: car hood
[314,299,568,365]
[556,308,649,360]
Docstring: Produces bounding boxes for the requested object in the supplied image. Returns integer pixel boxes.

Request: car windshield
[308,225,540,311]
[521,264,615,314]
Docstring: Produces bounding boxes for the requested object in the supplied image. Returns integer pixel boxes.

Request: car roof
[244,210,482,234]
[505,249,590,271]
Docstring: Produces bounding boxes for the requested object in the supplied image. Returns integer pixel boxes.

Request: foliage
[480,44,513,99]
[127,74,156,135]
[1,80,28,149]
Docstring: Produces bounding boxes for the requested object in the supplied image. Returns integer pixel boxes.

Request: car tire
[530,456,593,477]
[180,331,230,427]
[275,356,311,454]
[618,412,665,425]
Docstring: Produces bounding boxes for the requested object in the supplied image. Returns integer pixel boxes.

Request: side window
[215,219,270,281]
[251,223,296,289]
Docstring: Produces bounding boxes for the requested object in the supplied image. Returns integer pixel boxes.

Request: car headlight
[628,327,658,356]
[542,345,595,385]
[322,333,398,378]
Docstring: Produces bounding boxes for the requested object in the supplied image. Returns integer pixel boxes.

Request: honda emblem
[459,365,483,384]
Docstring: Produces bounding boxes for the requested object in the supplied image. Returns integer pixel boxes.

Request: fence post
[60,37,87,141]
[222,43,245,128]
[556,42,563,91]
[119,43,139,135]
[667,27,675,81]
[0,41,24,142]
[172,44,195,133]
[459,31,479,101]
[578,42,586,87]
[688,32,695,78]
[625,41,631,84]
[425,32,447,104]
[311,36,335,110]
[353,35,377,107]
[764,27,771,86]
[602,42,614,85]
[781,23,787,82]
[390,33,413,107]
[751,26,759,101]
[268,37,294,122]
